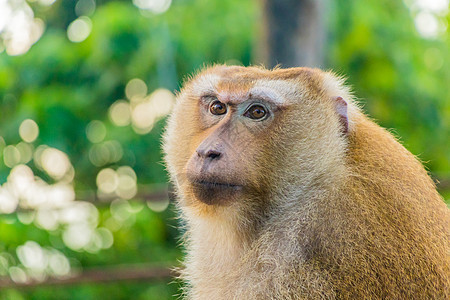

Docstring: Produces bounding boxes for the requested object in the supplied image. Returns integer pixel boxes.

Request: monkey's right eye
[209,100,227,115]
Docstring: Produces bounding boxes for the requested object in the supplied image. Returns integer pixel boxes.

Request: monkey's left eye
[209,100,227,115]
[244,104,267,120]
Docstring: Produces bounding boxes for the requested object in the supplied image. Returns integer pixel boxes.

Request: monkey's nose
[197,149,222,160]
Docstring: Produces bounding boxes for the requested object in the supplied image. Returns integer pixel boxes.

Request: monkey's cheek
[191,184,243,206]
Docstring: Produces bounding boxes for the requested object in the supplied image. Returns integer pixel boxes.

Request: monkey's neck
[182,206,253,292]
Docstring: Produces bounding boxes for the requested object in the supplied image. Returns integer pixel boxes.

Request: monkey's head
[164,65,356,217]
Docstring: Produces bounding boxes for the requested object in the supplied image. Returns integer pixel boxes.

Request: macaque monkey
[163,65,449,299]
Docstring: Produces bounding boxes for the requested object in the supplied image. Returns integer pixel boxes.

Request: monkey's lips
[195,180,242,189]
[188,178,243,205]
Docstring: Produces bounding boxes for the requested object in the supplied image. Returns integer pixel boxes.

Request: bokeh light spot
[131,88,175,134]
[48,249,70,277]
[116,166,137,199]
[67,16,92,43]
[47,183,76,207]
[7,164,35,207]
[414,0,449,14]
[75,0,96,17]
[96,168,119,194]
[9,266,28,284]
[40,148,72,180]
[109,100,131,126]
[147,198,170,212]
[35,209,59,230]
[86,120,107,143]
[89,140,123,167]
[110,199,133,222]
[3,145,21,168]
[132,101,156,134]
[125,78,147,101]
[1,1,45,56]
[149,88,175,118]
[19,119,39,142]
[17,211,35,225]
[63,223,93,251]
[414,11,440,38]
[59,201,98,226]
[38,0,57,6]
[96,227,114,249]
[0,186,18,214]
[133,0,172,14]
[17,241,47,271]
[16,142,33,164]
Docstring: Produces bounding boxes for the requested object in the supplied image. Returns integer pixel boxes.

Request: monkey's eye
[244,104,267,120]
[209,100,227,115]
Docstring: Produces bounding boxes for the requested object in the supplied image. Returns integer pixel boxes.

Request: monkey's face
[164,65,349,211]
[183,86,281,206]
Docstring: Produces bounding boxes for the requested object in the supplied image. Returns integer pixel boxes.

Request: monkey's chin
[190,181,243,206]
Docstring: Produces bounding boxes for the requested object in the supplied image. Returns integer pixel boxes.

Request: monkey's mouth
[195,180,242,189]
[189,179,243,205]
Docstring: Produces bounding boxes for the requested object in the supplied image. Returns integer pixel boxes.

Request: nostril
[196,149,221,159]
[196,145,223,160]
[205,149,222,160]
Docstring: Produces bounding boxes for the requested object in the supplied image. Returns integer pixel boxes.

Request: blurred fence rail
[0,264,177,289]
[72,184,174,206]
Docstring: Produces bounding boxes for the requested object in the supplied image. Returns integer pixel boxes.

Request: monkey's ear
[335,96,348,134]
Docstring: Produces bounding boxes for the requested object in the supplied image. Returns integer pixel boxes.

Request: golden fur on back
[163,65,450,299]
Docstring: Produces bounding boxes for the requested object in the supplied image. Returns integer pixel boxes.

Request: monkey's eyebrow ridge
[247,85,287,106]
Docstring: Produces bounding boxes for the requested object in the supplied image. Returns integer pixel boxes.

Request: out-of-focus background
[0,0,448,299]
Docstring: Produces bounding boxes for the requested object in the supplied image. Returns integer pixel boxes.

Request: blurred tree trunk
[259,0,325,68]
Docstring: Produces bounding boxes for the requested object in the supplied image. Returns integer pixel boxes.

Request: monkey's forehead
[183,65,333,105]
[192,65,324,85]
[209,65,321,78]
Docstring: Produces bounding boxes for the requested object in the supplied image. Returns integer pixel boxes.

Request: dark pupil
[210,101,226,115]
[250,106,265,119]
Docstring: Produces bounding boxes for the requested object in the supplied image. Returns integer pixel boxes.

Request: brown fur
[163,65,450,299]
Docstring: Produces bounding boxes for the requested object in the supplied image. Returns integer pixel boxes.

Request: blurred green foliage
[329,0,450,175]
[0,0,449,299]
